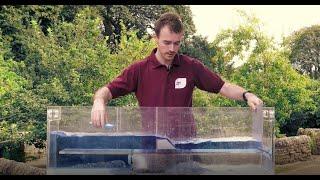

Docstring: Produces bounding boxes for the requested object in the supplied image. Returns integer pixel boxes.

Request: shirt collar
[149,48,181,69]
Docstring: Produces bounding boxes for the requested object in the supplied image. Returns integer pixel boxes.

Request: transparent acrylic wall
[47,106,275,175]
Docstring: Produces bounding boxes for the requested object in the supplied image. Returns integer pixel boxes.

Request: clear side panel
[261,107,275,174]
[117,107,144,134]
[193,107,253,139]
[47,106,61,168]
[117,107,256,140]
[58,106,117,133]
[47,119,59,168]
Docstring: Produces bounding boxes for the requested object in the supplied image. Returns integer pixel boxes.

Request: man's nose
[169,43,175,51]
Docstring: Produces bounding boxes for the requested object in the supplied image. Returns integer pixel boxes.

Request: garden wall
[275,135,311,165]
[297,128,320,155]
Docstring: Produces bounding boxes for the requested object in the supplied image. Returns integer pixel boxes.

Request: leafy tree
[284,25,320,79]
[0,5,64,61]
[211,10,273,78]
[1,7,158,153]
[180,35,215,68]
[10,7,156,107]
[281,80,320,135]
[100,5,196,50]
[1,30,47,158]
[0,31,26,100]
[193,10,275,109]
[14,7,111,105]
[232,50,316,136]
[194,10,317,137]
[0,5,196,62]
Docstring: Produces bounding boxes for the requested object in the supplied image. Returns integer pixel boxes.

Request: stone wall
[0,158,46,175]
[297,128,320,155]
[275,135,312,165]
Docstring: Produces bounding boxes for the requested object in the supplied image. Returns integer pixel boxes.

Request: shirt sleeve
[106,64,138,99]
[192,59,225,93]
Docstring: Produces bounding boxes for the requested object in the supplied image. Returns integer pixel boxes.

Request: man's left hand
[246,93,263,111]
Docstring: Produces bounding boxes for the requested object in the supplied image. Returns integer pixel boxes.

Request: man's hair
[154,12,184,37]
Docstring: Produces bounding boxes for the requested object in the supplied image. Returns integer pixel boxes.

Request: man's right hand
[91,87,112,128]
[91,98,108,128]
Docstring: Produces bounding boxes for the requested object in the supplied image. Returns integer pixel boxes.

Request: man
[91,12,263,138]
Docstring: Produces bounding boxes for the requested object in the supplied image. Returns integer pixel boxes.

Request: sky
[190,5,320,43]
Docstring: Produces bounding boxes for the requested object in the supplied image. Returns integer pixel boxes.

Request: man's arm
[219,82,263,110]
[93,86,113,104]
[90,62,139,128]
[91,86,113,128]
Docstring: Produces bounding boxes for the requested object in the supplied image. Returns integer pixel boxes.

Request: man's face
[155,25,184,62]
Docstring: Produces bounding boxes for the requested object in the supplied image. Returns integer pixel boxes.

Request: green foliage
[12,7,109,106]
[281,80,320,135]
[0,121,41,162]
[1,6,320,156]
[0,5,192,159]
[193,88,239,108]
[192,89,212,107]
[108,21,156,106]
[15,7,155,107]
[0,60,44,156]
[0,59,27,99]
[284,25,320,79]
[231,49,316,136]
[1,7,159,155]
[1,32,46,132]
[0,5,65,61]
[208,10,318,137]
[1,31,46,157]
[180,35,215,68]
[211,10,274,78]
[193,10,273,109]
[99,5,195,51]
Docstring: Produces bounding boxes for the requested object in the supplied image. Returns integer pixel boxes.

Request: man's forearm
[93,86,113,104]
[219,82,246,101]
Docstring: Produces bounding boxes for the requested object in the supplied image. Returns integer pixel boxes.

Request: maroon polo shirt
[107,48,225,107]
[106,48,225,140]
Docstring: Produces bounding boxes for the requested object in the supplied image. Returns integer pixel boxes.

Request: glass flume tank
[47,105,275,175]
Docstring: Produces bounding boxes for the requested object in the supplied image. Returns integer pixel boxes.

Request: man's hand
[91,87,112,128]
[245,93,263,111]
[91,98,108,128]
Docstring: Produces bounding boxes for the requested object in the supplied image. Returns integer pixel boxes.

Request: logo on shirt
[175,78,186,89]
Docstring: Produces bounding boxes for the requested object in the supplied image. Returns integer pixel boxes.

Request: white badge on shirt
[175,78,186,89]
